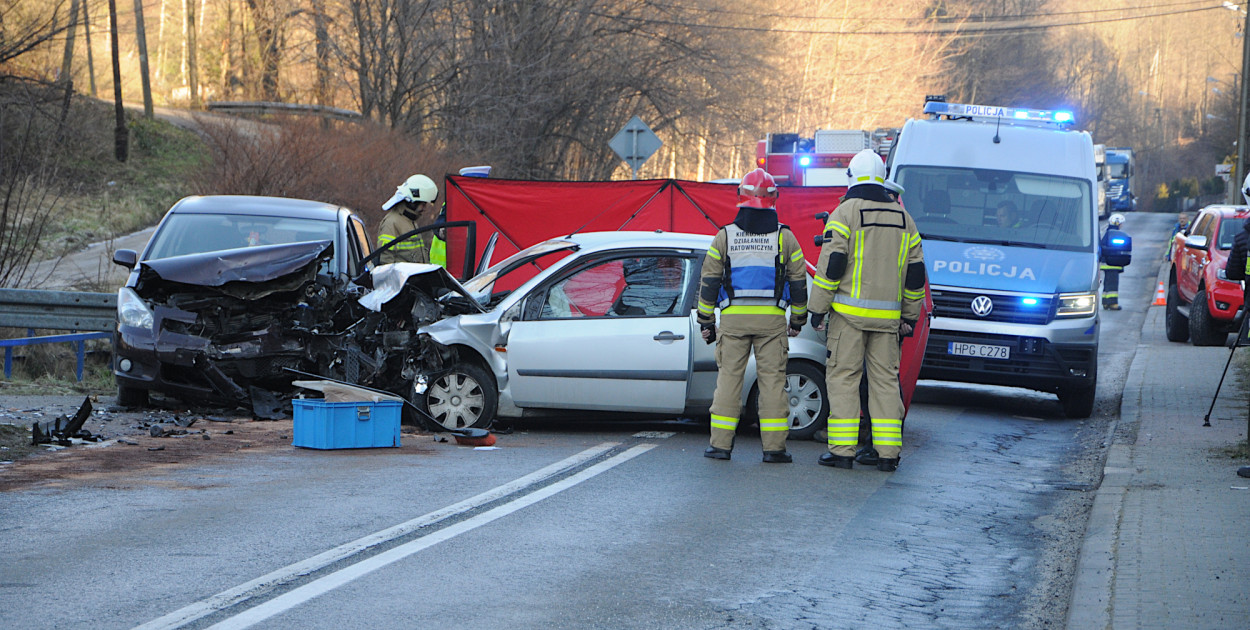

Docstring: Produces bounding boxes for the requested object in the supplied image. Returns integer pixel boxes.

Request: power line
[660,0,1233,25]
[577,2,1235,37]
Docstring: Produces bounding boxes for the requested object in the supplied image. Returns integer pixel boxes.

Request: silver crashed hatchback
[413,231,836,439]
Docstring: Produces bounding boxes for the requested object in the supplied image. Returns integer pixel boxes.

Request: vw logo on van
[971,296,994,317]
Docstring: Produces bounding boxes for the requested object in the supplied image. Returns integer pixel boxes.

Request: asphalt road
[0,213,1173,630]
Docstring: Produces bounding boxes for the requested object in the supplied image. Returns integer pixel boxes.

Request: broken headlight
[117,287,154,330]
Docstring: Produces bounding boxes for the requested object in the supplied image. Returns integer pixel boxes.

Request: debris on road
[30,397,102,446]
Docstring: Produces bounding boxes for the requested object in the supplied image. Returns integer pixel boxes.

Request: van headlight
[117,287,154,330]
[1056,292,1096,318]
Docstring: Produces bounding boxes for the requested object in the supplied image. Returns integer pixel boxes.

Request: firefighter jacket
[1099,228,1130,272]
[1227,222,1250,281]
[697,207,808,333]
[377,208,427,265]
[809,188,925,332]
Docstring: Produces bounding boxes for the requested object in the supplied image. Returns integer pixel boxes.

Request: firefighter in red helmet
[697,168,809,463]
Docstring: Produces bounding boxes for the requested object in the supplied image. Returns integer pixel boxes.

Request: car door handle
[653,331,685,341]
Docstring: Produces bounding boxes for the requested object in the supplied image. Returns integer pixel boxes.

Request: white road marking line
[132,442,619,630]
[632,431,675,438]
[204,444,657,630]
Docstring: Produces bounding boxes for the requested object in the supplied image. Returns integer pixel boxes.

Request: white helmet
[846,149,887,188]
[1242,172,1250,205]
[382,173,438,211]
[1108,213,1125,228]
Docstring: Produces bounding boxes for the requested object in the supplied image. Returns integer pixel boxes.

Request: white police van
[887,98,1129,418]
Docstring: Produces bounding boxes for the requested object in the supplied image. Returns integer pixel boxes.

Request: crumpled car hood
[135,240,334,300]
[359,262,486,313]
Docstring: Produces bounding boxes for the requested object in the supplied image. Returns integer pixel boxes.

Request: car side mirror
[1185,234,1209,250]
[113,249,138,269]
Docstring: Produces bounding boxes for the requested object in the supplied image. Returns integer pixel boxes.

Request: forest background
[0,0,1243,289]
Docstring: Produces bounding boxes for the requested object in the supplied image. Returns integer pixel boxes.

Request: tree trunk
[108,0,128,162]
[59,0,80,86]
[134,0,154,118]
[81,0,97,97]
[186,0,199,107]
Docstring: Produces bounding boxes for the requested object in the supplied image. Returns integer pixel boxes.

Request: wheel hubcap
[785,374,823,430]
[428,372,485,430]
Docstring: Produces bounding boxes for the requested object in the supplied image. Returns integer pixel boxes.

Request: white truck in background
[1093,144,1108,219]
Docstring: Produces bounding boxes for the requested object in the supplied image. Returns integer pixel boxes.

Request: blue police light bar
[923,101,1075,126]
[1110,238,1126,245]
[1021,297,1039,306]
[798,156,812,167]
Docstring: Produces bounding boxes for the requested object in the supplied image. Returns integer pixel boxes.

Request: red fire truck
[755,129,876,187]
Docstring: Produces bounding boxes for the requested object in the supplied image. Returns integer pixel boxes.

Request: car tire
[1188,289,1227,347]
[117,384,148,408]
[1164,280,1189,343]
[419,361,497,431]
[747,360,829,441]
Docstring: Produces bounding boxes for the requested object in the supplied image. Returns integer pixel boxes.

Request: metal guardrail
[0,288,117,381]
[0,288,117,332]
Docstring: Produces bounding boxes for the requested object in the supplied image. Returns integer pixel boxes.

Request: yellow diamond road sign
[609,116,662,176]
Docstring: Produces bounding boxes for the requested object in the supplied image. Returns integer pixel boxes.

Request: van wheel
[1164,281,1189,342]
[419,362,497,430]
[1058,385,1096,419]
[747,361,828,441]
[1188,289,1227,346]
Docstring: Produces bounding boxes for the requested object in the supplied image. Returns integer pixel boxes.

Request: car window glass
[148,214,339,261]
[1192,213,1213,241]
[1218,217,1246,249]
[351,217,371,260]
[537,255,692,319]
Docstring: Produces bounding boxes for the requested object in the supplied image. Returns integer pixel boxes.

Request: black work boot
[854,446,880,466]
[704,446,731,460]
[877,458,899,472]
[762,450,792,463]
[818,452,854,469]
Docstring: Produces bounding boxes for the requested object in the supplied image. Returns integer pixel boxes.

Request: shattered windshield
[148,214,340,260]
[897,166,1094,252]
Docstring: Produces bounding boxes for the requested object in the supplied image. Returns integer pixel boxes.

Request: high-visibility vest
[431,235,446,268]
[716,226,789,313]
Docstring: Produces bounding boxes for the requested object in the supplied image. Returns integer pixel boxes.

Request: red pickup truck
[1167,205,1249,346]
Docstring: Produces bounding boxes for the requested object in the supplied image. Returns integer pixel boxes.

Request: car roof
[168,195,348,221]
[1199,205,1250,217]
[557,231,714,252]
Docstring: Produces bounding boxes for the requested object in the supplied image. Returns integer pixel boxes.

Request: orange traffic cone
[1152,281,1167,306]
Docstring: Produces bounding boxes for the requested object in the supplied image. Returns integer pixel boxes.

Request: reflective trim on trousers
[826,418,858,446]
[872,418,903,446]
[710,414,739,431]
[759,418,788,432]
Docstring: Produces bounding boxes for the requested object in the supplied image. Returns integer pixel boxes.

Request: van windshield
[896,166,1094,252]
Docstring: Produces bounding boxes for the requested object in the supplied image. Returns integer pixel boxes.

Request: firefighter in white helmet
[378,174,439,264]
[698,168,808,463]
[809,149,925,472]
[1100,213,1128,310]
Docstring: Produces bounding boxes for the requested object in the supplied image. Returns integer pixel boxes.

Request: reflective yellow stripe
[791,305,807,315]
[707,246,722,260]
[698,302,715,314]
[790,250,804,262]
[903,289,925,300]
[897,233,908,301]
[872,418,902,446]
[833,302,901,319]
[710,414,738,431]
[852,230,864,298]
[813,275,837,291]
[826,418,858,446]
[909,232,922,248]
[722,305,785,315]
[759,418,788,431]
[827,221,850,239]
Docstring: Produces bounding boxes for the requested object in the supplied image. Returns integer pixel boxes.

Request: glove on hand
[700,322,717,344]
[810,312,826,331]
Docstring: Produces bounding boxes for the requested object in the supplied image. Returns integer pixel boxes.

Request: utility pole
[134,0,154,118]
[1236,5,1250,195]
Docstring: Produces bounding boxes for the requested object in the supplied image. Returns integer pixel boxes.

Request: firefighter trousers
[824,314,903,460]
[709,327,789,453]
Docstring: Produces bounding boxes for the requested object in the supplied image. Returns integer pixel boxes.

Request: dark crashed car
[111,195,478,414]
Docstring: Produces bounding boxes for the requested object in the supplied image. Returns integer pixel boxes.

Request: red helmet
[738,168,779,209]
